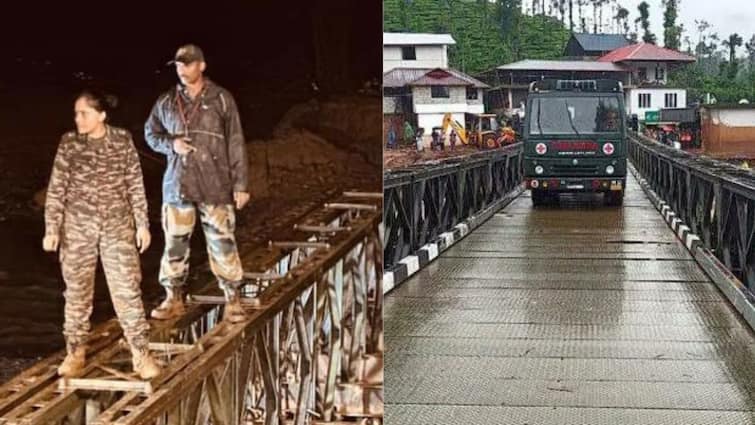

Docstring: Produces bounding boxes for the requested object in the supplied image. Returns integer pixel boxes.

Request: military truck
[523,79,627,206]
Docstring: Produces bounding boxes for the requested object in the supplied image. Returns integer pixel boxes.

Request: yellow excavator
[441,113,501,149]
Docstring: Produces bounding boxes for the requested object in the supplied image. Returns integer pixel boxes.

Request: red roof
[597,43,695,63]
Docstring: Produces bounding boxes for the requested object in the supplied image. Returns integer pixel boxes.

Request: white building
[597,42,695,120]
[625,88,687,121]
[384,68,488,146]
[383,33,455,72]
[383,33,489,146]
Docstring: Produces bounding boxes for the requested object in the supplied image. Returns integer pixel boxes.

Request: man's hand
[234,192,250,210]
[173,137,196,155]
[136,227,151,254]
[43,234,59,252]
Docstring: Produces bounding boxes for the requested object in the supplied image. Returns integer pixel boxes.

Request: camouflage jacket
[45,126,149,235]
[144,79,248,205]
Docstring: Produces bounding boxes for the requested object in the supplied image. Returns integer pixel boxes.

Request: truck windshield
[529,96,621,136]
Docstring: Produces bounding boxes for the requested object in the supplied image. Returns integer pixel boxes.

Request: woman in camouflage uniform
[43,91,160,379]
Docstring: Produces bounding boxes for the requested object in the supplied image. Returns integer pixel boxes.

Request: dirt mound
[274,96,381,168]
[384,145,482,171]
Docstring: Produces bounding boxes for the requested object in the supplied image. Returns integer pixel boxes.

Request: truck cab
[523,79,627,206]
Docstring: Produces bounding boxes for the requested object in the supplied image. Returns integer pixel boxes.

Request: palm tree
[568,0,574,31]
[615,6,629,35]
[592,0,598,32]
[722,33,743,64]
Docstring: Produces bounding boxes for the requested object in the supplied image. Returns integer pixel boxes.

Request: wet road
[385,173,755,424]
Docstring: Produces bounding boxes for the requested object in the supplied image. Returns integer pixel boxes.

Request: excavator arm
[442,113,469,144]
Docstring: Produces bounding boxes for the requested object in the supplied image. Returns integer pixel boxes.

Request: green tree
[662,0,682,50]
[615,7,629,35]
[722,33,743,78]
[636,2,656,44]
[745,35,755,70]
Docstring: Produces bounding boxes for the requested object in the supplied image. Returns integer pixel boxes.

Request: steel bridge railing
[629,133,755,297]
[0,192,383,425]
[383,144,524,270]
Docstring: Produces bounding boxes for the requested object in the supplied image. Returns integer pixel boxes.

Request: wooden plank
[269,241,331,250]
[342,191,383,199]
[90,391,143,425]
[58,378,153,395]
[8,390,83,424]
[186,295,261,307]
[244,272,285,281]
[0,320,122,416]
[94,364,139,382]
[324,203,378,211]
[294,224,352,233]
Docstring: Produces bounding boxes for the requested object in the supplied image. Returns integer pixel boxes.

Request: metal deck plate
[386,405,755,425]
[385,173,755,423]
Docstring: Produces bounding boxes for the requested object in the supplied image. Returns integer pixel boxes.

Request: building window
[638,93,651,108]
[664,93,677,108]
[655,66,665,81]
[401,46,416,60]
[466,87,479,100]
[638,67,647,82]
[431,86,450,98]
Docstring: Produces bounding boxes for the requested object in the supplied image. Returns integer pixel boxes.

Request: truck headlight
[535,165,544,175]
[606,165,615,174]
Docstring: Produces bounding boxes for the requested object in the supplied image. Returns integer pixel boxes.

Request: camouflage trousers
[159,202,243,295]
[60,217,150,351]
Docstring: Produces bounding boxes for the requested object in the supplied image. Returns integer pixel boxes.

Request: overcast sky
[597,0,755,52]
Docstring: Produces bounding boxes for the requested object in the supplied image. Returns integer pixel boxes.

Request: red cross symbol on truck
[536,143,547,155]
[603,143,615,155]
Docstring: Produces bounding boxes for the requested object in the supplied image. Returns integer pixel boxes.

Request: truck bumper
[524,176,626,192]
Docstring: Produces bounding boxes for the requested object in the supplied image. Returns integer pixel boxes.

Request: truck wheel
[532,190,547,207]
[605,190,624,206]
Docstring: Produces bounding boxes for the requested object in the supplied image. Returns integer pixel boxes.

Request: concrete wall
[626,88,686,120]
[383,45,448,72]
[702,108,755,158]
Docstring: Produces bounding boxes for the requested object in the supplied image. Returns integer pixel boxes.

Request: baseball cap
[168,44,205,65]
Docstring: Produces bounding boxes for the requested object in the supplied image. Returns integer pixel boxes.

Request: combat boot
[58,345,86,377]
[150,288,186,320]
[131,347,161,380]
[223,289,247,323]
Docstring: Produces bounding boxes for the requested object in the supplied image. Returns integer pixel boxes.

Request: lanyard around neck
[175,87,205,133]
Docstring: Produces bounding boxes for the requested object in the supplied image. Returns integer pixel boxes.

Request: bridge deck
[385,173,755,424]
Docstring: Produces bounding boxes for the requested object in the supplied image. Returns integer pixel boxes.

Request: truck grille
[551,165,599,175]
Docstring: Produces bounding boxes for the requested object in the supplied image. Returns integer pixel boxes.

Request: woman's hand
[42,234,59,252]
[136,227,151,254]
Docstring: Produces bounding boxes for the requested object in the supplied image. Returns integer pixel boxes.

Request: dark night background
[0,0,382,371]
[1,1,381,138]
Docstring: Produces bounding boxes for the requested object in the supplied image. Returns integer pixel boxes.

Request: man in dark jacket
[145,44,250,323]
